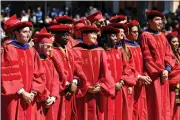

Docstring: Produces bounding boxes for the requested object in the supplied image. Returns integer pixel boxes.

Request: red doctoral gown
[73,43,115,120]
[125,40,148,120]
[168,51,180,120]
[35,56,60,120]
[1,40,46,120]
[51,46,87,120]
[140,31,176,120]
[104,47,137,120]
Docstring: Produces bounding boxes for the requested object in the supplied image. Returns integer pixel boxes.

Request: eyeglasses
[96,20,105,25]
[44,44,53,49]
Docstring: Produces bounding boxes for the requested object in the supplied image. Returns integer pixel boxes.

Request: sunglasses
[96,20,106,25]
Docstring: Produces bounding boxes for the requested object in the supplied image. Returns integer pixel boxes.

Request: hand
[45,97,54,108]
[161,70,169,83]
[128,87,133,95]
[45,96,51,104]
[69,83,77,93]
[87,86,94,93]
[88,85,100,93]
[92,85,101,93]
[21,91,34,104]
[66,91,72,97]
[138,75,152,85]
[29,92,35,101]
[115,82,123,91]
[65,81,70,89]
[51,96,56,103]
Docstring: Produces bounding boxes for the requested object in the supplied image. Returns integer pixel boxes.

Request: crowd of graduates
[1,9,180,120]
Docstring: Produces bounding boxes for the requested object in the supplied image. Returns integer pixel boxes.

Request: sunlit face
[148,16,163,31]
[170,37,179,51]
[128,26,139,41]
[38,43,53,56]
[117,28,124,41]
[15,27,31,44]
[83,32,98,45]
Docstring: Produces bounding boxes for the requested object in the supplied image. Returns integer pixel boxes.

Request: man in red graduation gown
[126,20,152,120]
[49,24,88,120]
[86,11,106,47]
[33,27,60,120]
[86,11,106,28]
[55,15,79,48]
[139,10,176,120]
[101,26,138,120]
[73,25,115,120]
[1,14,46,120]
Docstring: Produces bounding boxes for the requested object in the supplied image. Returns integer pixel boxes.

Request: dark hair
[147,15,157,21]
[172,21,179,29]
[165,24,172,31]
[14,26,32,32]
[167,36,179,54]
[128,25,139,32]
[120,39,131,60]
[13,26,32,39]
[167,36,178,44]
[147,13,164,21]
[99,34,108,49]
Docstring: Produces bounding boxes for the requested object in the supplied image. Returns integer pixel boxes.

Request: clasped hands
[44,96,56,108]
[65,82,78,96]
[21,91,36,104]
[115,80,133,95]
[138,75,152,85]
[115,80,124,91]
[88,84,101,93]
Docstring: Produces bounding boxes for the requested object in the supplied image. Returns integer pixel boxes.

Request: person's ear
[82,33,86,37]
[14,31,19,37]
